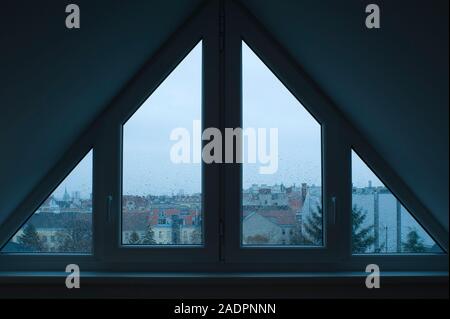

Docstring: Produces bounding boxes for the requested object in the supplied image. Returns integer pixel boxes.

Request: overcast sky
[352,150,383,188]
[52,41,379,199]
[53,150,92,199]
[242,42,321,189]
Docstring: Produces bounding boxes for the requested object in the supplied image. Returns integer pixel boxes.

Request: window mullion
[323,120,351,261]
[222,0,243,262]
[93,120,122,263]
[202,0,222,261]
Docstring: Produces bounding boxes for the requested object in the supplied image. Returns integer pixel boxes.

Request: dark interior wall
[0,0,448,234]
[241,0,449,231]
[0,0,203,226]
[0,274,448,298]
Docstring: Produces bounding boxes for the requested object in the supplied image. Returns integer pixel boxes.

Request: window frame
[222,6,342,263]
[0,145,97,271]
[0,0,447,273]
[0,149,95,255]
[222,0,447,268]
[97,3,221,264]
[348,145,448,270]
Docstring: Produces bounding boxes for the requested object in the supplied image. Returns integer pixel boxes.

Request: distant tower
[72,191,81,200]
[396,199,402,252]
[368,180,372,188]
[63,186,71,202]
[374,190,379,251]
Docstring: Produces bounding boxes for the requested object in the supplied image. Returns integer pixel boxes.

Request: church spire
[63,186,70,201]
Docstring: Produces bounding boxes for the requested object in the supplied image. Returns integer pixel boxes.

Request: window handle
[107,195,113,222]
[330,196,337,225]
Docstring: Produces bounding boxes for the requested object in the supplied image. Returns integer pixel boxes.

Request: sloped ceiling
[0,0,203,225]
[0,0,448,233]
[241,0,449,231]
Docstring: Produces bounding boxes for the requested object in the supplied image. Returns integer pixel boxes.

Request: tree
[289,224,304,245]
[128,231,141,244]
[402,229,426,253]
[56,217,92,252]
[295,204,375,252]
[171,215,182,244]
[141,224,156,245]
[301,205,323,245]
[352,205,375,253]
[190,228,202,245]
[17,223,46,251]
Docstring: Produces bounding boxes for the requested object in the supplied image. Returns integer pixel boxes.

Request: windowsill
[0,270,447,281]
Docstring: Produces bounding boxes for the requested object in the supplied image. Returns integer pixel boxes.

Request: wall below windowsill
[0,271,448,298]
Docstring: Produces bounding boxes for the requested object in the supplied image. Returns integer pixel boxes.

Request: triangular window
[2,151,93,253]
[241,42,323,246]
[352,150,442,254]
[122,42,202,246]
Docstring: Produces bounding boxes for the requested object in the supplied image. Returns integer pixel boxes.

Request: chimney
[301,183,307,202]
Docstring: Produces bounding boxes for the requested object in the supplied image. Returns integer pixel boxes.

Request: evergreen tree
[190,229,202,245]
[56,217,92,252]
[128,231,141,244]
[301,205,323,245]
[289,223,304,245]
[17,223,45,251]
[402,229,426,253]
[141,224,156,245]
[352,205,375,253]
[295,204,375,252]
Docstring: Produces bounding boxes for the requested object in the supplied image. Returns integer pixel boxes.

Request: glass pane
[242,42,323,246]
[352,150,442,253]
[122,43,202,246]
[2,151,93,253]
